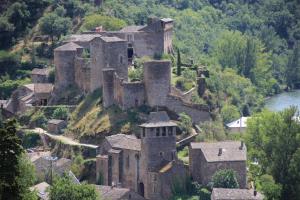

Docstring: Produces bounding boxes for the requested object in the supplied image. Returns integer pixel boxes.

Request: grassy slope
[65,89,142,144]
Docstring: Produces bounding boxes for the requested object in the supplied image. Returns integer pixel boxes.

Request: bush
[0,51,20,76]
[30,111,47,128]
[178,113,193,134]
[211,169,239,188]
[22,131,41,148]
[82,14,126,31]
[221,104,240,124]
[52,107,69,120]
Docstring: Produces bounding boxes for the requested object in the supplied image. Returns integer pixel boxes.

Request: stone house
[211,188,263,200]
[189,141,247,188]
[31,68,50,83]
[95,185,146,200]
[96,111,188,200]
[6,83,53,114]
[47,119,67,134]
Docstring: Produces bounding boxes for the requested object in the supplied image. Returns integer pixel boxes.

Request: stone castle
[53,17,211,123]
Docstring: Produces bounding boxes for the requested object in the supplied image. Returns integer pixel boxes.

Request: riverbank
[265,90,300,111]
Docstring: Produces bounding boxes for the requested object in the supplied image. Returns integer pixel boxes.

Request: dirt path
[29,128,98,149]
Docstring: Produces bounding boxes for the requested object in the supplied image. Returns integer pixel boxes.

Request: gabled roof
[24,83,54,93]
[140,111,177,128]
[31,68,50,75]
[120,25,146,32]
[212,188,264,200]
[54,42,83,51]
[64,34,99,43]
[226,117,249,128]
[95,185,130,200]
[190,141,246,162]
[101,36,125,42]
[106,134,141,151]
[27,151,51,163]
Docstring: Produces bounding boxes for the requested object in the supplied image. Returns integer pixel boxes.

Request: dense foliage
[49,175,98,200]
[211,169,239,189]
[0,119,37,200]
[246,107,300,200]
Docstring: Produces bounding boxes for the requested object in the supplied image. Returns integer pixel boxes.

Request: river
[265,90,300,112]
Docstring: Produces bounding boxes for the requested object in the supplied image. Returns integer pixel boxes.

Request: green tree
[258,174,282,200]
[286,42,300,89]
[0,120,36,200]
[39,12,72,45]
[220,104,240,124]
[246,107,300,199]
[0,17,15,48]
[212,169,239,188]
[178,113,192,134]
[49,175,99,200]
[82,14,126,31]
[52,107,69,120]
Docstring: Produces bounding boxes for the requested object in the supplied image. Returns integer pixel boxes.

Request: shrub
[82,14,126,31]
[30,111,47,128]
[178,113,192,134]
[52,107,69,120]
[211,169,239,188]
[22,131,41,148]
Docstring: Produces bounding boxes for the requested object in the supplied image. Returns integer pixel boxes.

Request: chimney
[218,148,222,156]
[239,141,244,150]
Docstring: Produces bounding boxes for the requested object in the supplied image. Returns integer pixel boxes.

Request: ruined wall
[103,30,165,58]
[113,73,145,110]
[122,82,145,109]
[143,60,171,107]
[102,69,115,108]
[75,56,91,93]
[166,94,211,123]
[31,74,48,83]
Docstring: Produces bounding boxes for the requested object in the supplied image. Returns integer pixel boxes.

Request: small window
[150,128,154,132]
[142,128,145,137]
[162,127,166,136]
[159,152,164,157]
[127,155,130,168]
[120,55,123,64]
[168,127,173,136]
[156,128,160,137]
[128,194,131,199]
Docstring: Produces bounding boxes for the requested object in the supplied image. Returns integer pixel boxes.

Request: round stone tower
[54,42,83,89]
[143,60,171,107]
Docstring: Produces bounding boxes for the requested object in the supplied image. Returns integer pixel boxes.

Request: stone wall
[102,69,115,108]
[143,60,171,107]
[31,74,48,83]
[166,94,211,123]
[54,49,82,90]
[75,56,91,93]
[90,37,128,92]
[113,73,145,110]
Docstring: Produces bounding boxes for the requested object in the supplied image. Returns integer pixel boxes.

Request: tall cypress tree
[0,119,24,200]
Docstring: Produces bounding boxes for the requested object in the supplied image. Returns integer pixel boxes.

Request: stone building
[47,119,67,134]
[96,111,188,200]
[6,83,53,114]
[226,117,249,133]
[211,188,263,200]
[31,68,50,83]
[189,141,247,188]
